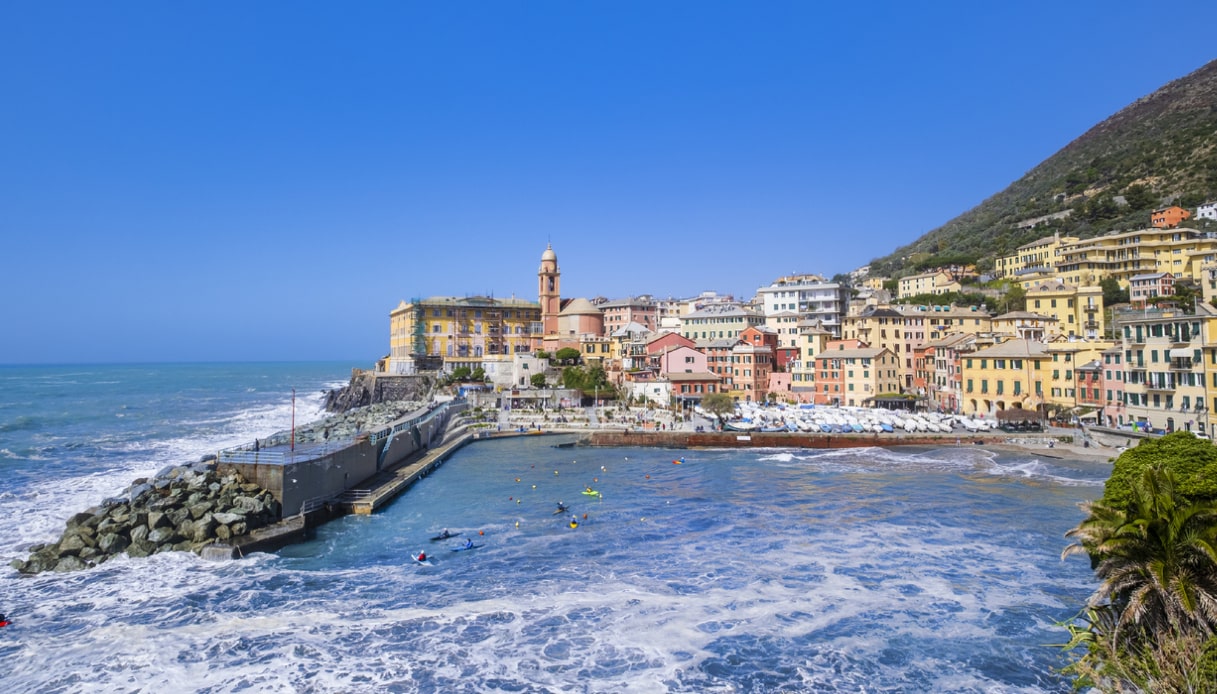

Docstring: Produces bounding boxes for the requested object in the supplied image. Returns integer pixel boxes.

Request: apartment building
[898,270,961,299]
[994,233,1079,279]
[755,274,845,336]
[681,303,766,342]
[1025,281,1104,339]
[387,296,542,374]
[1055,227,1217,288]
[1118,306,1212,435]
[961,340,1049,416]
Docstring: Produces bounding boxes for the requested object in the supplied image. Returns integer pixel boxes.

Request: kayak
[412,553,432,565]
[581,490,599,496]
[450,544,482,552]
[430,532,457,542]
[552,507,570,515]
[569,520,578,529]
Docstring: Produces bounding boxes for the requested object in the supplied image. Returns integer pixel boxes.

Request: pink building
[658,345,708,376]
[1129,273,1175,308]
[1100,346,1126,427]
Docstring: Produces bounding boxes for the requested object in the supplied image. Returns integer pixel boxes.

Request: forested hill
[869,58,1217,278]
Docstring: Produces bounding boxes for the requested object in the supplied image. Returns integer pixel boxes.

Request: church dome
[541,243,557,262]
[559,297,599,315]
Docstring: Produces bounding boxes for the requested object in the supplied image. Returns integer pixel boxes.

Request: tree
[554,347,581,364]
[450,366,472,381]
[1101,276,1129,307]
[1102,432,1217,509]
[1062,466,1217,688]
[1001,282,1027,313]
[530,373,547,389]
[1172,278,1201,313]
[701,392,736,420]
[471,367,485,382]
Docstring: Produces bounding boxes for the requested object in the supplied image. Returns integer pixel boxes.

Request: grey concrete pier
[340,427,476,515]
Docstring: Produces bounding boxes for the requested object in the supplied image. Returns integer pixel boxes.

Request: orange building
[1151,206,1192,229]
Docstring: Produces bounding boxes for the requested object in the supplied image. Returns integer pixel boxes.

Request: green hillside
[870,59,1217,278]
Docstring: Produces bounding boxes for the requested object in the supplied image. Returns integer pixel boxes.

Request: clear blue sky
[2,2,1214,364]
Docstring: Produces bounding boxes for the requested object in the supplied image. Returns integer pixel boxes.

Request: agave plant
[1064,465,1217,643]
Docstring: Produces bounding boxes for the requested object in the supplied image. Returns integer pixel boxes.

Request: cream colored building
[898,271,959,299]
[1043,338,1115,412]
[1025,281,1104,339]
[1055,227,1217,288]
[994,233,1079,279]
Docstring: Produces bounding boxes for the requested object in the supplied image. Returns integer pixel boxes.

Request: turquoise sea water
[0,364,1106,692]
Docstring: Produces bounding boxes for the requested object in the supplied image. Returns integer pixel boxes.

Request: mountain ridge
[869,59,1217,278]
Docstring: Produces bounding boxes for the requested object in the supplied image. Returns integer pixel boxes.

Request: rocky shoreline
[12,399,436,575]
[11,462,281,575]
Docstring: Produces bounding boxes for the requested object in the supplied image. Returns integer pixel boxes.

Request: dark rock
[59,534,89,555]
[188,502,214,520]
[98,533,129,555]
[147,527,180,545]
[54,556,88,572]
[147,511,171,530]
[126,540,156,558]
[129,525,150,543]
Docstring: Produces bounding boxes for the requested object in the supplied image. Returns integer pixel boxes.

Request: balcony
[1169,359,1195,371]
[1145,380,1177,392]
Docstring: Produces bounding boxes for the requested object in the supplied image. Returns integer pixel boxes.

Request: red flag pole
[291,388,296,452]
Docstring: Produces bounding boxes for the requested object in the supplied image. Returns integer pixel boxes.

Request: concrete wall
[223,401,468,517]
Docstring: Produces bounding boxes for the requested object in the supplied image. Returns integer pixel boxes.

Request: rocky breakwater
[324,368,434,413]
[11,461,280,575]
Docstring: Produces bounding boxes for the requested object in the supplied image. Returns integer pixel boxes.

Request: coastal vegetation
[700,392,735,421]
[1061,433,1217,690]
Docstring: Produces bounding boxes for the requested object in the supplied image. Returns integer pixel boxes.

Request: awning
[1169,348,1194,358]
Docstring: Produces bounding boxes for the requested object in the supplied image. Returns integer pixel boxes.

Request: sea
[0,363,1108,693]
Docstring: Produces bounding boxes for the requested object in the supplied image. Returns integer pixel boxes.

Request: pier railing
[218,400,465,466]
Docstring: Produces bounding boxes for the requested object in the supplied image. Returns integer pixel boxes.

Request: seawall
[586,430,1006,448]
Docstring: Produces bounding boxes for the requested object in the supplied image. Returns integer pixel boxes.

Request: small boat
[551,441,576,449]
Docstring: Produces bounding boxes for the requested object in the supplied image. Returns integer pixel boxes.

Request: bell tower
[538,243,561,335]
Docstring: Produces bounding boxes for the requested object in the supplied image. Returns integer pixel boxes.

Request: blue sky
[2,2,1214,364]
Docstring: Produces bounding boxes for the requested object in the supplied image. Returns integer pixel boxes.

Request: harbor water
[0,364,1106,692]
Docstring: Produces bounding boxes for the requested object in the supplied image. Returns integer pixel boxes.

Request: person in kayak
[417,551,427,562]
[439,528,451,539]
[0,613,8,627]
[464,538,474,550]
[555,501,568,513]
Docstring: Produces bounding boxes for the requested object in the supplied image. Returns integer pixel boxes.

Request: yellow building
[388,296,542,374]
[837,347,901,407]
[863,276,888,291]
[790,321,833,401]
[898,271,958,299]
[961,339,1049,416]
[1025,281,1104,339]
[579,335,620,370]
[1055,227,1217,288]
[990,311,1057,341]
[1043,338,1115,412]
[994,233,1079,279]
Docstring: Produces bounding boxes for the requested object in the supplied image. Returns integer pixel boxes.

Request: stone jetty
[11,460,282,572]
[12,399,434,574]
[11,461,280,574]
